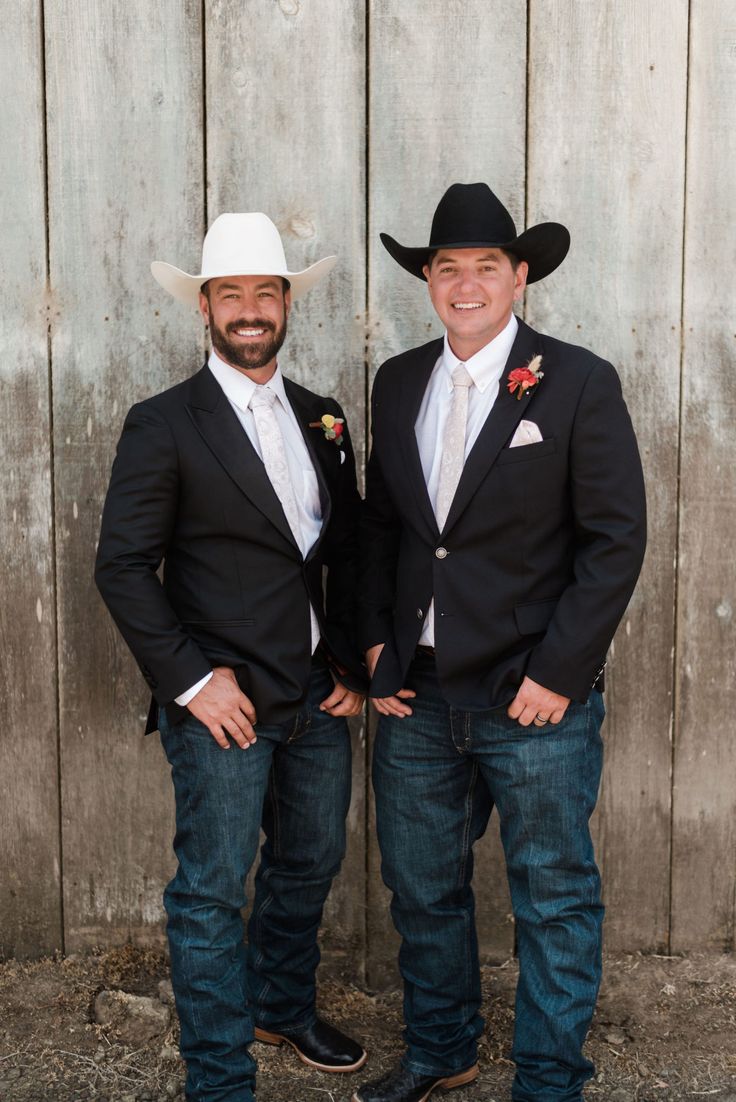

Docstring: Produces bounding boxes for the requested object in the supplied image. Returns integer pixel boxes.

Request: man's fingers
[237,695,257,724]
[325,695,365,717]
[208,724,231,750]
[516,708,536,727]
[396,689,416,699]
[222,715,257,749]
[371,694,413,717]
[320,686,346,711]
[507,696,524,720]
[548,705,569,724]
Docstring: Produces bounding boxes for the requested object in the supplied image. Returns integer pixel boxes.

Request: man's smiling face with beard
[199,274,291,378]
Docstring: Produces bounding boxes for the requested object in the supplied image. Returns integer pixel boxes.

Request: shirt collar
[208,349,288,412]
[440,312,519,393]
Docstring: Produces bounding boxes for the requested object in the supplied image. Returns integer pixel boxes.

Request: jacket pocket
[496,437,557,465]
[514,598,559,635]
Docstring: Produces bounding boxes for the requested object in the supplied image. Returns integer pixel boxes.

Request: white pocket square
[509,420,544,448]
[339,450,346,464]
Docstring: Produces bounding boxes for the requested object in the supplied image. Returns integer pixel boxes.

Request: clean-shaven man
[96,213,367,1102]
[354,183,646,1102]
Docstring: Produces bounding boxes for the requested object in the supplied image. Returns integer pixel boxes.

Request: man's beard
[210,314,288,371]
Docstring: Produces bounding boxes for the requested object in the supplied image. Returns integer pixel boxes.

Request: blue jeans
[372,652,605,1102]
[159,664,352,1102]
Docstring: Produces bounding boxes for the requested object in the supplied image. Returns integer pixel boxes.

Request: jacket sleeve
[357,367,402,653]
[94,402,211,704]
[320,400,369,692]
[525,360,647,700]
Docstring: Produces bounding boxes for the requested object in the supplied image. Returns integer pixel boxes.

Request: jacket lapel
[441,318,544,535]
[283,378,333,560]
[185,365,300,552]
[397,340,443,539]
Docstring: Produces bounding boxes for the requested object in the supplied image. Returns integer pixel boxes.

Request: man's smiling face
[199,274,291,377]
[423,247,528,360]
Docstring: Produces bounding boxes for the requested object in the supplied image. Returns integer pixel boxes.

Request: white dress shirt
[175,351,323,706]
[416,313,519,646]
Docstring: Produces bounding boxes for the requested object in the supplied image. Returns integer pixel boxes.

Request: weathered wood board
[366,0,529,983]
[204,0,368,972]
[671,0,736,951]
[45,0,205,949]
[2,0,734,967]
[0,2,61,957]
[525,0,689,949]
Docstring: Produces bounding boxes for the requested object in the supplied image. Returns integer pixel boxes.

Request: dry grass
[0,948,734,1100]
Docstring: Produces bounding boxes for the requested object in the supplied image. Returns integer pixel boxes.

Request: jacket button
[435,546,448,559]
[416,608,423,618]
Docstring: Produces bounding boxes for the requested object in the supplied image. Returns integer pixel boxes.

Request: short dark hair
[426,247,520,272]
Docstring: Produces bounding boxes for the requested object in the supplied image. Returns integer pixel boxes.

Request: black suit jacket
[359,318,647,706]
[95,363,366,731]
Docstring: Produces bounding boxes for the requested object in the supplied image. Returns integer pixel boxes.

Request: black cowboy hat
[380,182,570,284]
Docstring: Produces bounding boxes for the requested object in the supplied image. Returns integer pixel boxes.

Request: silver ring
[534,714,548,724]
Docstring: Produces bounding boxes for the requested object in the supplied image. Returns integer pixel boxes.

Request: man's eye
[258,291,274,298]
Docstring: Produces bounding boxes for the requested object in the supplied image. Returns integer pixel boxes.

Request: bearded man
[96,212,367,1102]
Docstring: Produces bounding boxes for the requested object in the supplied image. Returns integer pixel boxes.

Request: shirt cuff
[175,671,213,707]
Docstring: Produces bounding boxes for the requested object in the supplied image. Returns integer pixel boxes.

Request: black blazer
[359,318,647,707]
[95,363,366,731]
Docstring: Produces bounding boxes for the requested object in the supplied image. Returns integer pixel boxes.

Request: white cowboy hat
[151,212,337,307]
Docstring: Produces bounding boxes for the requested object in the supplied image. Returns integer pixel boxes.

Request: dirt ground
[0,947,734,1102]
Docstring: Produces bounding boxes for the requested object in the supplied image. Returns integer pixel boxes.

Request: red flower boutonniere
[507,354,544,400]
[309,412,345,445]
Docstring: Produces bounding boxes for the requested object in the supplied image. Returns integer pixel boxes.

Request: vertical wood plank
[672,0,736,951]
[367,0,528,983]
[526,1,689,949]
[45,0,204,949]
[205,0,367,973]
[0,3,61,957]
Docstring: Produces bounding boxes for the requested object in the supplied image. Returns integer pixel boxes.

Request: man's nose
[457,271,477,293]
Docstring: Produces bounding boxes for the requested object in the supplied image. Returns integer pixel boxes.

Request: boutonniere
[507,354,544,400]
[309,412,345,445]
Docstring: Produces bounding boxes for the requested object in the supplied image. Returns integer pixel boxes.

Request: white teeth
[235,328,266,336]
[452,303,484,310]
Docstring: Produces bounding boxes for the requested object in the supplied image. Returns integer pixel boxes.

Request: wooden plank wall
[525,0,689,951]
[45,0,204,948]
[0,2,61,957]
[672,0,736,952]
[2,1,734,966]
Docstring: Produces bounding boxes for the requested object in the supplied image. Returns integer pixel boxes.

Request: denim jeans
[372,652,605,1102]
[159,663,352,1102]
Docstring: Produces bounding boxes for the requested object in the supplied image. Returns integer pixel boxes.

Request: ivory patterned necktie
[250,386,301,544]
[435,364,473,530]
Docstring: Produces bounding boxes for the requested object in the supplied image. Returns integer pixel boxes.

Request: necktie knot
[452,364,473,389]
[250,385,277,410]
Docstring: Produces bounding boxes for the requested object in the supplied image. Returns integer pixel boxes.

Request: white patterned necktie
[435,364,473,530]
[249,386,301,545]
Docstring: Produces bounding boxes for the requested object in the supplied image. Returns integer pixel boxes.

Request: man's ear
[284,286,292,318]
[422,263,431,282]
[198,288,210,325]
[513,261,529,301]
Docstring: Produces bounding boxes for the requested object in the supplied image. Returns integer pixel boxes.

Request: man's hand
[319,680,365,717]
[186,666,258,749]
[507,675,570,727]
[366,643,416,718]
